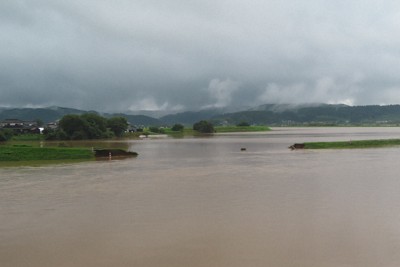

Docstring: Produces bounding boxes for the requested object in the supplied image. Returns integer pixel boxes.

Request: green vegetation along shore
[143,124,270,136]
[302,139,400,149]
[0,146,95,162]
[214,125,270,133]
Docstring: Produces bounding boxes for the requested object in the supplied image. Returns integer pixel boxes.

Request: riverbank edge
[299,139,400,149]
[214,126,271,133]
[0,146,139,162]
[0,146,95,162]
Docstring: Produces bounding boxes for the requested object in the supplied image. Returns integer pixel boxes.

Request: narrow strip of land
[214,126,270,133]
[0,146,95,161]
[302,139,400,149]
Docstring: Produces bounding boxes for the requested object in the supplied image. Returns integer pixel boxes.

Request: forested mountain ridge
[0,107,161,126]
[0,107,85,123]
[2,104,400,126]
[210,104,400,125]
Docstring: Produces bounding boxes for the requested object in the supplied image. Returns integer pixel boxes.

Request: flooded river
[2,127,400,267]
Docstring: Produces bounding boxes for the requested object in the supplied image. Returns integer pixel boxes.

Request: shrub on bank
[0,129,14,142]
[193,120,214,133]
[43,113,128,140]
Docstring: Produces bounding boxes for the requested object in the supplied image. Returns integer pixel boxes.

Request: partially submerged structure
[289,143,305,150]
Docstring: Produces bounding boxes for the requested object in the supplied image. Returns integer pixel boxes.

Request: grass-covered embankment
[134,123,271,137]
[303,139,400,149]
[160,128,197,136]
[0,146,95,161]
[214,125,270,133]
[163,126,270,135]
[11,134,44,141]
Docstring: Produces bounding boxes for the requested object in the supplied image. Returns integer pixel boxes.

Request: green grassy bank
[136,125,271,137]
[303,139,400,149]
[214,125,270,133]
[161,128,197,136]
[0,146,94,161]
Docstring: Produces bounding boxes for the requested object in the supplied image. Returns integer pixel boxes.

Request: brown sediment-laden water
[2,127,400,267]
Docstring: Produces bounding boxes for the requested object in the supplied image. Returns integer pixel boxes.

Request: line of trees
[44,113,128,140]
[149,121,215,134]
[193,120,214,133]
[1,116,220,142]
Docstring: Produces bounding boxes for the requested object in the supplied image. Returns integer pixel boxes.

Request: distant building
[0,119,25,128]
[0,119,40,134]
[46,121,59,130]
[127,125,144,133]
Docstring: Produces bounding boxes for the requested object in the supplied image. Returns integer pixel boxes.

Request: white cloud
[204,78,240,108]
[2,1,400,111]
[128,98,184,111]
[259,74,364,105]
[259,83,307,104]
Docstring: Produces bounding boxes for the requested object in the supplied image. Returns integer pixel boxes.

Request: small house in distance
[46,121,59,130]
[127,123,144,133]
[0,119,40,134]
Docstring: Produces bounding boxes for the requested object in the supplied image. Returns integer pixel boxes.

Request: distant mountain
[0,107,86,123]
[250,103,334,112]
[211,104,400,125]
[0,107,160,126]
[126,105,250,119]
[160,109,226,125]
[3,104,400,127]
[125,110,176,119]
[105,113,161,126]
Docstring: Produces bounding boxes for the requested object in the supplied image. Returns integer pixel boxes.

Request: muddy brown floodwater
[2,127,400,267]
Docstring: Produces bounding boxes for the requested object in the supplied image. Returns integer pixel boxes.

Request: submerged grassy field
[0,146,94,161]
[158,126,270,136]
[303,139,400,149]
[214,125,270,133]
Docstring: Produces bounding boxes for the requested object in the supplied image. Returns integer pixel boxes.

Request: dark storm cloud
[2,0,400,112]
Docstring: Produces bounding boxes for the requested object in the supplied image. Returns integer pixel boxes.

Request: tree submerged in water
[171,123,184,132]
[44,113,128,140]
[107,117,129,137]
[193,120,214,133]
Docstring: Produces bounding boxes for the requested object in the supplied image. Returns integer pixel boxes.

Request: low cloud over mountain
[2,1,400,112]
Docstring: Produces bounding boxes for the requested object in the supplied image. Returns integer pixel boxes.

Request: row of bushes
[0,129,14,141]
[147,121,214,134]
[45,114,128,140]
[0,114,130,141]
[1,118,257,142]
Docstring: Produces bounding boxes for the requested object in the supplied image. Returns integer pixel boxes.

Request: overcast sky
[2,0,400,112]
